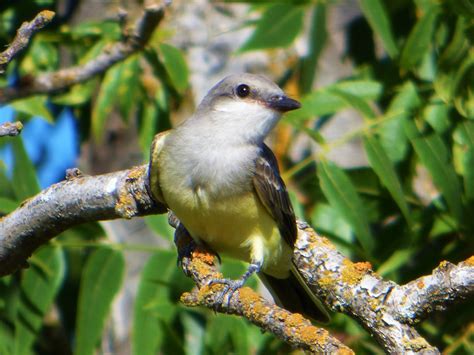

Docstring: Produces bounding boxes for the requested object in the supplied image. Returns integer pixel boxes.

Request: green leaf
[132,251,178,355]
[52,79,98,106]
[299,4,327,94]
[11,96,53,123]
[11,137,40,201]
[75,248,125,355]
[116,55,141,120]
[318,161,375,253]
[377,249,414,276]
[405,121,463,223]
[359,0,399,58]
[91,63,124,142]
[379,81,421,162]
[453,121,474,200]
[424,101,450,134]
[285,80,382,123]
[159,44,189,94]
[400,6,440,70]
[0,197,18,213]
[13,245,65,355]
[180,312,205,355]
[240,4,304,52]
[144,215,175,241]
[363,135,413,227]
[328,88,376,119]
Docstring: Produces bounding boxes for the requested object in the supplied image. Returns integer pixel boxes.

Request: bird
[149,73,328,322]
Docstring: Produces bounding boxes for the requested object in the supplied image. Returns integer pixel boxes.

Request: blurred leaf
[359,0,399,58]
[453,121,474,200]
[13,245,65,355]
[286,80,382,123]
[75,248,125,355]
[405,121,463,223]
[91,62,124,141]
[0,197,18,213]
[424,101,450,134]
[318,161,375,253]
[377,248,414,276]
[139,101,159,154]
[328,88,376,119]
[21,38,58,74]
[51,79,98,106]
[11,137,40,201]
[117,55,141,120]
[144,215,174,241]
[363,135,413,227]
[133,251,178,355]
[299,4,327,94]
[11,96,53,123]
[400,6,440,70]
[453,53,474,119]
[240,4,304,52]
[180,312,205,355]
[379,81,421,162]
[159,44,189,94]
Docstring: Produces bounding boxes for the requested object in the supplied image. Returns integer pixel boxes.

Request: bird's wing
[148,130,171,208]
[253,144,297,247]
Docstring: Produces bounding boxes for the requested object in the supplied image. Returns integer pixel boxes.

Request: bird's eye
[236,84,250,98]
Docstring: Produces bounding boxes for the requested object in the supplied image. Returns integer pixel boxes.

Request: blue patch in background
[0,105,79,188]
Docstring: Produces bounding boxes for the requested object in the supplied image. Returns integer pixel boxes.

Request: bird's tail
[259,264,330,323]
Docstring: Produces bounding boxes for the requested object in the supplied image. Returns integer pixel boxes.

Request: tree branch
[173,223,354,355]
[0,165,166,276]
[0,3,168,103]
[388,257,474,324]
[0,164,472,352]
[0,121,23,137]
[0,10,55,74]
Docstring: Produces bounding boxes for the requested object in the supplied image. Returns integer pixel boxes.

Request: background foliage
[0,0,473,354]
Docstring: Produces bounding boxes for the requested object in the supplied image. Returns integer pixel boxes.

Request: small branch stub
[0,121,23,137]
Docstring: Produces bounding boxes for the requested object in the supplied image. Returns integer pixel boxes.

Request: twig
[0,10,55,74]
[0,121,23,137]
[0,3,168,103]
[174,223,354,355]
[0,164,166,276]
[388,257,474,324]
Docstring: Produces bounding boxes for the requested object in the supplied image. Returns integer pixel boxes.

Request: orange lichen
[417,280,425,289]
[465,255,474,266]
[239,287,261,304]
[115,192,135,218]
[191,248,215,265]
[341,259,369,285]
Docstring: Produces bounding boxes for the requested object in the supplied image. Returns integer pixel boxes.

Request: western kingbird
[149,74,328,322]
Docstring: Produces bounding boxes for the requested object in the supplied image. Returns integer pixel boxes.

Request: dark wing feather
[253,144,297,247]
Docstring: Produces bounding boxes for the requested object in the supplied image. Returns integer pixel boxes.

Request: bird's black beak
[266,95,301,112]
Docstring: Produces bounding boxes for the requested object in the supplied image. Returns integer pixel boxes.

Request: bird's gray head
[193,74,300,144]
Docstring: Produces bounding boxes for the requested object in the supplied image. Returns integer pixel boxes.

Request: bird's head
[194,74,300,144]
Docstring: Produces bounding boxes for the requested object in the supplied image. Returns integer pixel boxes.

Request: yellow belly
[162,184,292,278]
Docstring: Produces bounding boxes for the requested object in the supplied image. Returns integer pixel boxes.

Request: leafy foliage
[0,0,473,354]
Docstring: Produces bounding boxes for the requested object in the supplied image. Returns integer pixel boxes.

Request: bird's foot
[207,261,262,308]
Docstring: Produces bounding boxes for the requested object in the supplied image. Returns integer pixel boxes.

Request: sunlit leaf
[11,96,53,123]
[159,44,189,94]
[359,0,398,58]
[240,4,304,51]
[318,160,375,253]
[11,137,40,201]
[75,248,125,355]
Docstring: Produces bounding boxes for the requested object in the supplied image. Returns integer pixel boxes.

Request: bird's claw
[207,277,246,308]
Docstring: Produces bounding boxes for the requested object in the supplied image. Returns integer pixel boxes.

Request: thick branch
[0,165,166,276]
[0,121,23,137]
[0,11,55,74]
[173,224,354,355]
[0,3,167,103]
[388,257,474,324]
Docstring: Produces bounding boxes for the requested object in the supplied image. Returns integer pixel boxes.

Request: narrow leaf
[240,4,304,52]
[159,44,189,94]
[405,121,463,223]
[11,137,40,201]
[11,96,54,123]
[363,135,413,227]
[13,246,65,355]
[400,7,440,70]
[318,161,375,252]
[75,248,125,355]
[359,0,399,58]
